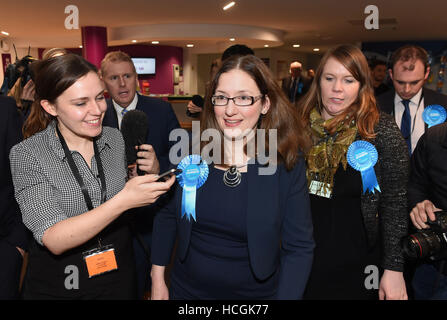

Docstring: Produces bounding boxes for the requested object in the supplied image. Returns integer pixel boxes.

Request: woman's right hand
[119,173,175,210]
[151,265,169,300]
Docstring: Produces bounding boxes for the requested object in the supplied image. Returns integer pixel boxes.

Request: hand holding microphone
[187,95,204,114]
[121,110,160,176]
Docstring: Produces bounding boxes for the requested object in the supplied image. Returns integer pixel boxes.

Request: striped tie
[121,108,128,117]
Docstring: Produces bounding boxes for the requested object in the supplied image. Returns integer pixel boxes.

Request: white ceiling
[1,0,446,54]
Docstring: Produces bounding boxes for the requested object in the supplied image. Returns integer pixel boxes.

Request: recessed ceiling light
[264,44,269,48]
[152,41,159,44]
[223,1,236,10]
[79,45,83,48]
[313,48,320,52]
[132,40,137,43]
[1,31,9,36]
[229,38,235,41]
[186,44,194,48]
[293,44,300,48]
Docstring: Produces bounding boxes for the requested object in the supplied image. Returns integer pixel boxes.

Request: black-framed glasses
[211,95,264,107]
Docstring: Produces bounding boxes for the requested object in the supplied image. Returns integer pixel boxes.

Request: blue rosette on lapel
[422,105,446,128]
[347,141,381,194]
[176,155,209,221]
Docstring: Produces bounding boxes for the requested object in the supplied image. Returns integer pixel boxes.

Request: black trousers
[0,240,23,299]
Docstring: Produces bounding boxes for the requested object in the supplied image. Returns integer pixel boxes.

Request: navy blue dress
[169,165,279,299]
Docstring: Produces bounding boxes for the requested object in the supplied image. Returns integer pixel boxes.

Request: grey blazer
[360,112,410,272]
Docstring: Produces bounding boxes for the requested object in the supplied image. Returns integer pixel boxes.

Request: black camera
[402,211,447,260]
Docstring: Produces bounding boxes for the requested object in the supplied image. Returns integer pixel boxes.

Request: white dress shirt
[394,88,425,153]
[112,94,138,129]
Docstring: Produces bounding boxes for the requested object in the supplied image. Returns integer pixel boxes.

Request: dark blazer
[102,94,181,173]
[408,122,447,212]
[376,88,447,131]
[281,76,311,103]
[152,159,315,299]
[0,96,29,250]
[359,113,410,272]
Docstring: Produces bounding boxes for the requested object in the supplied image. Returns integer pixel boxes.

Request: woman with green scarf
[299,45,409,300]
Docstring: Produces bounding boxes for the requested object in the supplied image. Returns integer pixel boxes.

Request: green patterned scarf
[306,108,358,194]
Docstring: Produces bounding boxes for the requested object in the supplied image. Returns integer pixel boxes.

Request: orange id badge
[83,245,118,278]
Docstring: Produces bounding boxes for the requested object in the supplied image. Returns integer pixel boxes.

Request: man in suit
[369,59,390,97]
[376,45,447,155]
[100,51,180,299]
[407,122,447,299]
[0,96,29,299]
[281,61,310,104]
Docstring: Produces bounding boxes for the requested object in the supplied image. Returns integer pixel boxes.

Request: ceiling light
[223,1,236,10]
[293,44,300,48]
[1,31,9,36]
[132,40,137,43]
[79,45,83,48]
[229,38,235,41]
[313,48,320,52]
[152,41,159,44]
[264,44,269,48]
[186,44,194,48]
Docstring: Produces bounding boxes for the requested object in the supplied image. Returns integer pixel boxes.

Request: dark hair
[298,44,379,140]
[390,45,429,72]
[369,59,387,70]
[221,44,254,61]
[201,54,309,170]
[23,54,98,138]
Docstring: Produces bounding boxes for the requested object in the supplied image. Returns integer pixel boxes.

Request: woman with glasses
[150,54,314,300]
[298,45,409,300]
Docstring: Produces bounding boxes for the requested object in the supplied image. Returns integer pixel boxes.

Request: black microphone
[191,94,204,108]
[120,110,148,176]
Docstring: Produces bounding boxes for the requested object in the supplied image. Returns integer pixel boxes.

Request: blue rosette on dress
[176,155,209,221]
[422,105,446,128]
[347,141,381,194]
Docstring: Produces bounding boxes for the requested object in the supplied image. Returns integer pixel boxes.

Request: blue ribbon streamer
[177,155,209,221]
[347,141,381,194]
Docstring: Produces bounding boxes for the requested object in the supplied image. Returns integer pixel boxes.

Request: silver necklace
[223,164,246,187]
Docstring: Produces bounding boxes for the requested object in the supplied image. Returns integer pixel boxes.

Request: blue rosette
[347,141,381,194]
[176,155,209,221]
[422,105,446,128]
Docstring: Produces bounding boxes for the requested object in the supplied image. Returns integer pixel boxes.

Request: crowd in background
[1,42,447,300]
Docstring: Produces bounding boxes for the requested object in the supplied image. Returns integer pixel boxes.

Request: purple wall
[109,44,183,95]
[38,44,183,95]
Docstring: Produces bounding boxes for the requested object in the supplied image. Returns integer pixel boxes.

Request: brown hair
[390,45,429,72]
[298,44,379,140]
[23,54,98,139]
[200,54,310,170]
[100,51,136,76]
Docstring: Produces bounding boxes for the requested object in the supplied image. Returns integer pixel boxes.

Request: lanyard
[55,125,107,211]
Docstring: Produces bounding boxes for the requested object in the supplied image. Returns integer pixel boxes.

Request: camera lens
[402,230,442,259]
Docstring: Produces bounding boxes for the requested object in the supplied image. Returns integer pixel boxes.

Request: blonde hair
[100,51,136,76]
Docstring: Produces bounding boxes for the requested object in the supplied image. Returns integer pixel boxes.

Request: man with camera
[407,121,447,299]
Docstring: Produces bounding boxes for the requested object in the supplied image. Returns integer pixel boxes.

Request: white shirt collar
[112,93,138,115]
[394,88,423,106]
[112,93,139,129]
